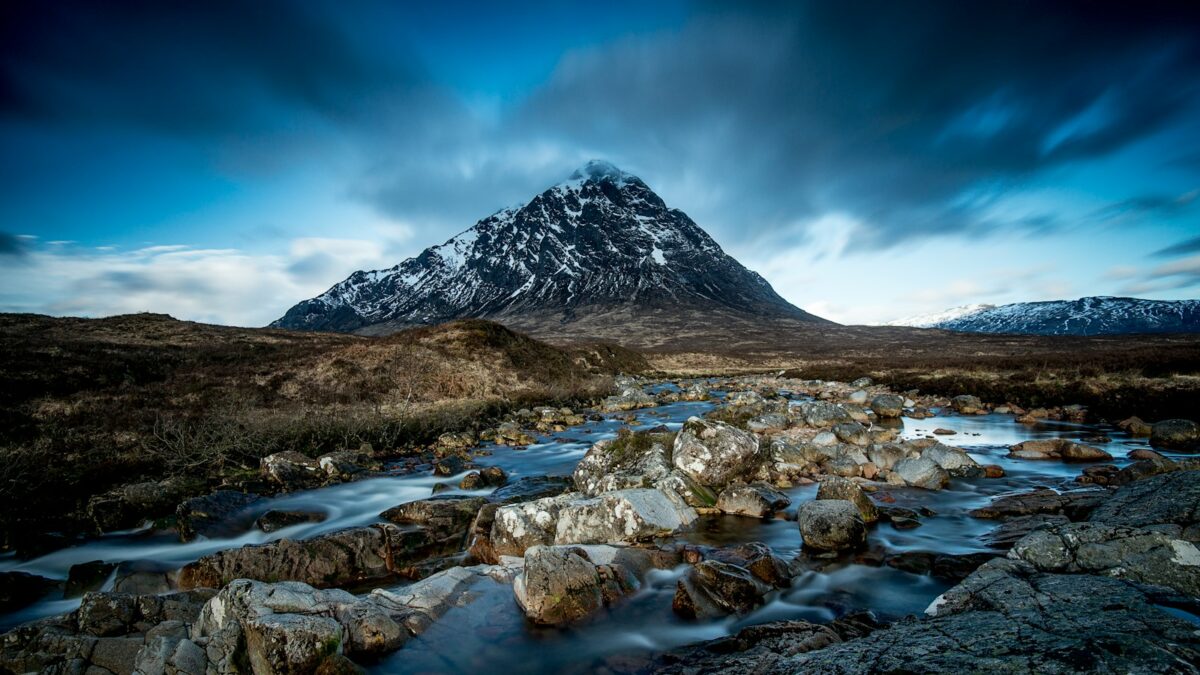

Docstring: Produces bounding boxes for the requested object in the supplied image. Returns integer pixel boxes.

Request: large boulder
[489,493,578,558]
[260,452,324,490]
[971,488,1108,520]
[950,395,984,414]
[572,432,716,507]
[177,490,263,542]
[513,545,633,625]
[795,402,855,428]
[815,477,878,523]
[1151,419,1200,450]
[891,457,949,490]
[379,496,486,545]
[672,417,761,487]
[555,489,697,546]
[797,500,866,552]
[1009,522,1200,596]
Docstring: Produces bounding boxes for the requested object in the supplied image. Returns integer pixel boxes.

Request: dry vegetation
[0,313,639,547]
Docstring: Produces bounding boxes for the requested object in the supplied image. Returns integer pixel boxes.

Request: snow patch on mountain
[890,296,1200,335]
[885,304,994,328]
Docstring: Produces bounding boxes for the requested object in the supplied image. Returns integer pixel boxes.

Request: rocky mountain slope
[889,296,1200,335]
[272,160,827,334]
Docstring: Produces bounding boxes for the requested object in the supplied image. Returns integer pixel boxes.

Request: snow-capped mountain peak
[885,304,994,328]
[272,161,827,333]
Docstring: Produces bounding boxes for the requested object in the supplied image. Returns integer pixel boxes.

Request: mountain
[884,303,995,328]
[889,296,1200,335]
[272,160,827,335]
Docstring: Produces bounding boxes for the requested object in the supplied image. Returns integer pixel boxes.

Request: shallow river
[0,385,1166,673]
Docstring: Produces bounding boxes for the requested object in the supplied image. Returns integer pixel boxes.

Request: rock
[111,560,175,595]
[176,490,263,542]
[555,489,697,546]
[0,571,57,613]
[847,390,868,404]
[572,431,710,507]
[261,451,323,490]
[891,457,949,490]
[433,455,466,476]
[256,509,328,533]
[1007,438,1111,462]
[317,450,367,479]
[680,383,710,401]
[691,542,793,588]
[797,500,866,552]
[379,496,486,546]
[1009,521,1200,596]
[726,390,765,407]
[180,521,468,590]
[85,476,201,534]
[458,466,507,490]
[192,578,406,672]
[932,428,955,435]
[1117,416,1153,436]
[671,417,760,487]
[493,421,537,446]
[884,551,997,582]
[869,394,904,419]
[746,413,789,434]
[716,483,790,518]
[487,475,573,504]
[1151,418,1200,450]
[435,431,476,453]
[970,488,1108,520]
[981,514,1070,549]
[489,493,577,558]
[851,377,873,388]
[831,422,869,446]
[866,443,912,471]
[795,401,854,428]
[950,395,983,414]
[1086,469,1200,538]
[920,443,980,477]
[598,389,656,413]
[65,561,118,598]
[673,560,771,619]
[816,477,878,523]
[512,545,632,625]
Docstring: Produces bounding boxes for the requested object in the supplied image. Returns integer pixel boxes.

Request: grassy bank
[0,314,636,548]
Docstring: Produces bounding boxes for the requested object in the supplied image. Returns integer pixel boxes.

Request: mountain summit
[272,161,827,334]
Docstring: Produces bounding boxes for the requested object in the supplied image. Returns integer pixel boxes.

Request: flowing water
[0,384,1169,673]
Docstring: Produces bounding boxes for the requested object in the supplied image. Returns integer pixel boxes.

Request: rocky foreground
[3,375,1200,674]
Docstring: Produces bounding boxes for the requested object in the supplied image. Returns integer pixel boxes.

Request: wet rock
[572,432,713,508]
[797,500,866,552]
[970,488,1108,520]
[380,495,486,546]
[65,561,118,598]
[865,443,912,471]
[746,413,789,434]
[1076,464,1121,485]
[176,490,263,542]
[891,456,949,490]
[981,514,1070,549]
[1087,469,1200,539]
[555,489,698,546]
[432,455,467,476]
[1008,438,1112,462]
[673,560,771,619]
[493,421,537,446]
[179,521,468,590]
[950,395,984,414]
[599,389,656,413]
[487,475,573,504]
[256,509,328,533]
[261,451,324,490]
[716,483,791,518]
[691,542,793,588]
[458,466,507,490]
[1151,418,1200,450]
[0,571,57,613]
[815,477,878,523]
[85,476,201,534]
[318,451,367,479]
[919,443,980,477]
[1009,521,1200,596]
[671,417,761,488]
[676,558,1200,673]
[884,551,997,582]
[868,394,904,419]
[513,545,633,625]
[680,383,710,401]
[932,428,955,435]
[111,560,175,595]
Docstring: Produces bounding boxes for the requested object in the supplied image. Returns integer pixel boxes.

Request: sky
[2,0,1199,326]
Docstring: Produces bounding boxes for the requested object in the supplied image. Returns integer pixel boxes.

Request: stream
[0,383,1165,673]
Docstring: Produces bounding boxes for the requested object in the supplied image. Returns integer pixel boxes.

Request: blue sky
[1,0,1198,326]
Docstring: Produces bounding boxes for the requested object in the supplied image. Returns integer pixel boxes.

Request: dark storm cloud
[0,0,423,136]
[510,0,1200,248]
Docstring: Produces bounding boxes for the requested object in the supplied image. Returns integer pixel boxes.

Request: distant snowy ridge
[885,304,994,328]
[890,296,1200,335]
[272,160,827,333]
